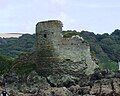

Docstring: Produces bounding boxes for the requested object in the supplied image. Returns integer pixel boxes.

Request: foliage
[0,55,13,75]
[14,62,36,76]
[0,34,35,58]
[62,30,80,38]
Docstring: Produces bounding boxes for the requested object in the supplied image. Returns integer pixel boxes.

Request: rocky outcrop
[0,70,120,96]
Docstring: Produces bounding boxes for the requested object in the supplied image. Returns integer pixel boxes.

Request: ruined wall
[36,20,98,75]
[58,36,89,62]
[56,36,97,74]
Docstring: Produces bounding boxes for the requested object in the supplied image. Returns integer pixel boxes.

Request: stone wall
[36,20,98,75]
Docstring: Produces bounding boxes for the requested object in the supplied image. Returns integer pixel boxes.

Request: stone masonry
[36,20,98,76]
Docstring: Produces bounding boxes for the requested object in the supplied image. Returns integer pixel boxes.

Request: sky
[0,0,120,34]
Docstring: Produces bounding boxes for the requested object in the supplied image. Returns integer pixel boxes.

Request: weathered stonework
[36,20,98,76]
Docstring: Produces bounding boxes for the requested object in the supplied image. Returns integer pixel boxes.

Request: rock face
[36,20,98,75]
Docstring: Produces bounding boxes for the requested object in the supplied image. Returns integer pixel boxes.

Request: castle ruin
[36,20,98,76]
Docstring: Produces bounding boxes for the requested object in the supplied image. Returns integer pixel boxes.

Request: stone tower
[36,20,63,75]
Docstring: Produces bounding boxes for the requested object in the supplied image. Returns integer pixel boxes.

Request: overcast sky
[0,0,120,34]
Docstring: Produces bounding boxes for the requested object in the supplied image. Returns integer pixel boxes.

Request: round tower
[35,20,63,76]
